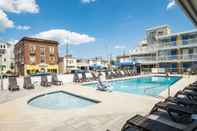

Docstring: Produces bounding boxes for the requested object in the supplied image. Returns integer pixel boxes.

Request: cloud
[7,39,18,44]
[166,0,176,10]
[81,0,96,4]
[16,25,31,30]
[0,0,39,14]
[0,10,14,31]
[114,45,126,49]
[0,0,39,31]
[33,29,96,45]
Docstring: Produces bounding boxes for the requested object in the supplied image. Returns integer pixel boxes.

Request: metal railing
[129,53,197,63]
[159,38,197,48]
[158,53,197,62]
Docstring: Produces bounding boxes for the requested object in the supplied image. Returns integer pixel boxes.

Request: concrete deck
[0,75,196,131]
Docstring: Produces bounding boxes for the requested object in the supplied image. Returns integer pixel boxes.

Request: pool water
[83,76,181,96]
[28,91,99,109]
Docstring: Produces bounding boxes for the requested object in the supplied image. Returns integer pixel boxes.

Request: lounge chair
[81,72,89,82]
[91,72,98,80]
[23,76,34,89]
[41,75,51,87]
[51,73,63,85]
[184,86,197,92]
[121,115,180,131]
[123,70,130,76]
[8,76,20,91]
[96,78,109,91]
[150,101,197,123]
[165,96,197,108]
[105,71,112,79]
[175,91,197,101]
[121,114,197,131]
[73,72,80,83]
[111,71,118,78]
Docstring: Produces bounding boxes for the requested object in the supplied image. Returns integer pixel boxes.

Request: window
[40,47,45,63]
[49,47,54,54]
[30,45,36,54]
[30,56,36,64]
[40,55,45,63]
[40,47,45,55]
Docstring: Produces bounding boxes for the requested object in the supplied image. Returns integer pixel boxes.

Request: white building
[117,25,197,73]
[0,41,15,74]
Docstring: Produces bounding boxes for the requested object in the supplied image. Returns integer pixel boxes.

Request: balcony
[158,53,197,62]
[158,38,197,50]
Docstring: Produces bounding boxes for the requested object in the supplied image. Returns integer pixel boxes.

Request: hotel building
[117,25,197,73]
[15,37,59,76]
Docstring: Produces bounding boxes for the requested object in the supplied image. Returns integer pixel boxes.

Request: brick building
[15,37,59,76]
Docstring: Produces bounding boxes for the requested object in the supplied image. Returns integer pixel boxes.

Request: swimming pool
[83,76,181,96]
[28,91,100,109]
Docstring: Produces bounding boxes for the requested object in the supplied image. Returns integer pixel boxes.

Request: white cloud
[166,0,176,10]
[0,10,14,31]
[7,39,18,45]
[81,0,96,4]
[16,25,31,30]
[114,45,126,49]
[0,0,39,14]
[33,29,96,45]
[0,0,39,32]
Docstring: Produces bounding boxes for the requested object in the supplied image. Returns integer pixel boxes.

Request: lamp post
[0,54,3,90]
[65,42,69,74]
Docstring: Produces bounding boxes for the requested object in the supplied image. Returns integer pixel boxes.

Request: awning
[176,0,197,27]
[117,60,140,66]
[89,64,105,68]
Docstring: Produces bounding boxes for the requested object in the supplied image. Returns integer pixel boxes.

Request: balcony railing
[159,38,197,49]
[130,53,197,64]
[158,53,197,62]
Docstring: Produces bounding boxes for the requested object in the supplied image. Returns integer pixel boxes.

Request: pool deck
[0,74,196,131]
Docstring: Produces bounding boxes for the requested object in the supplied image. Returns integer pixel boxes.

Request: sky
[0,0,195,58]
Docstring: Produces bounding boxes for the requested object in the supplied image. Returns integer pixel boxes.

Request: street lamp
[0,54,3,90]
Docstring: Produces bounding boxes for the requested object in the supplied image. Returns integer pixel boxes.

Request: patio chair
[51,73,63,85]
[40,75,51,87]
[23,76,34,89]
[121,114,197,131]
[8,76,20,91]
[150,101,197,124]
[73,72,80,83]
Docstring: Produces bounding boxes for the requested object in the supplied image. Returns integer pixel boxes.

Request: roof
[176,0,197,27]
[17,37,59,45]
[146,25,169,31]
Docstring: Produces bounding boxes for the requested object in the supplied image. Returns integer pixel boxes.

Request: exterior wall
[0,42,15,74]
[15,37,59,76]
